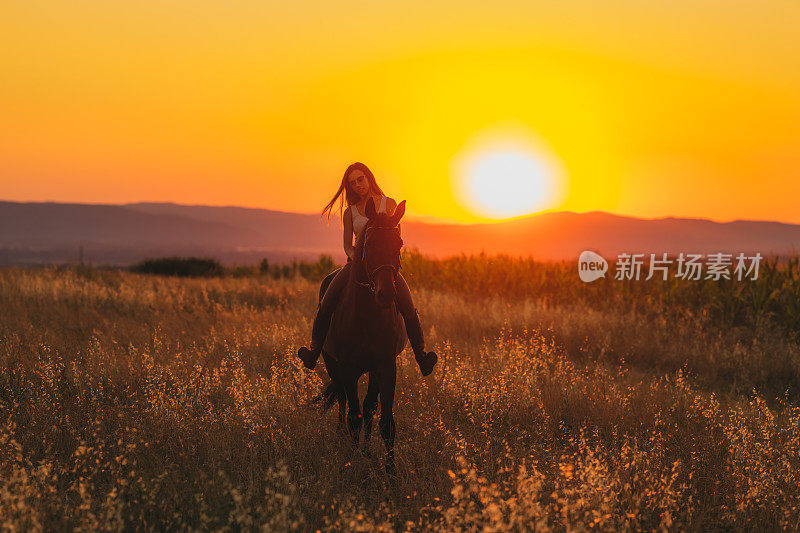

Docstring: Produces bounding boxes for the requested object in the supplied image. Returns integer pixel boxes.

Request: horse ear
[390,200,406,226]
[364,197,377,219]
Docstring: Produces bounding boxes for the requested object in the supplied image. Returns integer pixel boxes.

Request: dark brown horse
[313,197,407,475]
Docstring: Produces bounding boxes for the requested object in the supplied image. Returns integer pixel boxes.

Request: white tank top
[351,196,388,237]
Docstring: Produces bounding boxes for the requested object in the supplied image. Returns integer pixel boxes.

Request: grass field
[2,255,800,531]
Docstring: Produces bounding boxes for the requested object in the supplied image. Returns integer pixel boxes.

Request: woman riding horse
[297,162,437,376]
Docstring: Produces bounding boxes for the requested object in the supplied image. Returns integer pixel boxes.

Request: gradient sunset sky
[2,1,798,223]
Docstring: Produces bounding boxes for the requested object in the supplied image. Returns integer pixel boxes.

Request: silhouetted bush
[297,254,337,281]
[229,265,256,278]
[261,254,338,282]
[130,257,223,278]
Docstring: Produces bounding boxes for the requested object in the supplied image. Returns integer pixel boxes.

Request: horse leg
[336,389,347,435]
[378,362,397,477]
[362,372,380,455]
[344,378,362,447]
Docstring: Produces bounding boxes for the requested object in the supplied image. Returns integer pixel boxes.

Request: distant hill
[1,200,799,266]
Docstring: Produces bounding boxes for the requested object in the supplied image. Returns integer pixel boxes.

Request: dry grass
[2,264,800,531]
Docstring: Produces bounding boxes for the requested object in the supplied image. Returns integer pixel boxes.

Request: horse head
[359,197,406,309]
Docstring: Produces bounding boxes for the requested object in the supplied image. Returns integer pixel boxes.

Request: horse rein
[356,226,403,294]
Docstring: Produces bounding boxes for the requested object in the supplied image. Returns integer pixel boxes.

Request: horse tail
[311,380,343,412]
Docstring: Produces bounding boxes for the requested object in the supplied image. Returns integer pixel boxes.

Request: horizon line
[1,198,798,228]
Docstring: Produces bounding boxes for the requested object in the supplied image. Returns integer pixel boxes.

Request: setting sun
[452,127,566,219]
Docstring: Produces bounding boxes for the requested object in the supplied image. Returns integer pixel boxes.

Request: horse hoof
[416,351,438,376]
[297,347,318,370]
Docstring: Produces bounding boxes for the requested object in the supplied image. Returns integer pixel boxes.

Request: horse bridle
[356,225,403,294]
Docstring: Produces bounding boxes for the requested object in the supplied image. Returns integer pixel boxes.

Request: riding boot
[298,264,350,370]
[404,307,438,376]
[297,305,328,369]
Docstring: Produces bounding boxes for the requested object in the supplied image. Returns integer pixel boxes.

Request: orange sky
[2,0,799,223]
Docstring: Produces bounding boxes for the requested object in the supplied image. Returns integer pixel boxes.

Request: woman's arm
[343,206,355,260]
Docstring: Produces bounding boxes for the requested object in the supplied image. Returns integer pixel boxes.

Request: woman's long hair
[322,162,385,224]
